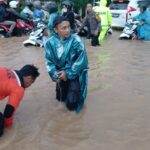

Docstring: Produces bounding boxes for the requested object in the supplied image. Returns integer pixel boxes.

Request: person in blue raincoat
[47,2,58,36]
[134,5,150,41]
[45,16,88,113]
[32,1,44,26]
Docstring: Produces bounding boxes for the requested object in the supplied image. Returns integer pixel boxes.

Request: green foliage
[72,0,92,16]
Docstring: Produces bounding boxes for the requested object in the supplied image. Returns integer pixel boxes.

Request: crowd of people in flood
[0,0,150,137]
[0,0,150,42]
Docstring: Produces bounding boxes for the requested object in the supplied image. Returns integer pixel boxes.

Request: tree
[72,0,93,16]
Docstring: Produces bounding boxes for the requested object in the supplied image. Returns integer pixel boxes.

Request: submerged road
[0,31,150,150]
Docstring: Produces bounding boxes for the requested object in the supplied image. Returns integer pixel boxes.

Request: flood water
[0,31,150,150]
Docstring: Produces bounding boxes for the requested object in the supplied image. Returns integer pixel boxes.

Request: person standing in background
[95,0,112,45]
[79,3,101,46]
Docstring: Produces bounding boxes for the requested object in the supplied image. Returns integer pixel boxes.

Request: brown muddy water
[0,31,150,150]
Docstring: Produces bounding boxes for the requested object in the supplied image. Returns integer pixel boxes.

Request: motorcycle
[119,18,139,40]
[22,20,34,35]
[0,20,34,37]
[23,23,48,47]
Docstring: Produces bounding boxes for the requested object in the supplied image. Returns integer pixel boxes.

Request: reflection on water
[0,33,150,150]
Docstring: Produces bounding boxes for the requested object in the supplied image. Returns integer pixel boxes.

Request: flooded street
[0,31,150,150]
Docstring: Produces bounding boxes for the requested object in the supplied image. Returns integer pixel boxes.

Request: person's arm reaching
[4,89,24,127]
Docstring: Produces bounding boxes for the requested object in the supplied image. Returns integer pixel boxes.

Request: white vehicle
[126,0,140,22]
[110,0,149,28]
[110,0,129,28]
[127,0,150,21]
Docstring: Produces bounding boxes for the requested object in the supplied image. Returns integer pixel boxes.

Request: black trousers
[56,78,81,111]
[91,33,99,46]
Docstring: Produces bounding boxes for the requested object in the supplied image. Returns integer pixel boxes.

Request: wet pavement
[0,31,150,150]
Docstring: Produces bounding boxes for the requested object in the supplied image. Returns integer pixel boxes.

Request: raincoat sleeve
[65,36,88,79]
[134,13,142,21]
[144,11,150,25]
[5,88,24,127]
[45,40,58,81]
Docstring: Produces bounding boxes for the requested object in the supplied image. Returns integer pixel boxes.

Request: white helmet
[9,1,19,8]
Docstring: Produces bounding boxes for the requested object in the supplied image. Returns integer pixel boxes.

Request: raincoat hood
[100,0,107,6]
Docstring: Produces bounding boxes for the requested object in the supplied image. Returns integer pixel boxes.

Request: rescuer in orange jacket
[0,64,40,136]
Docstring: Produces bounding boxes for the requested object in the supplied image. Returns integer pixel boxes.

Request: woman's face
[54,21,70,39]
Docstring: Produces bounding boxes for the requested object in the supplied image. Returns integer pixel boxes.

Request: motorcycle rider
[61,0,75,33]
[20,1,34,19]
[0,0,16,37]
[134,4,150,41]
[32,0,44,27]
[8,1,30,22]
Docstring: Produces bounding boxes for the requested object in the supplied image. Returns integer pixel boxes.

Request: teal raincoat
[45,33,88,112]
[48,12,58,36]
[135,9,150,41]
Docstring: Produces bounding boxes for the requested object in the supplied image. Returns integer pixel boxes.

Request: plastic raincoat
[95,0,112,44]
[135,9,150,41]
[45,33,88,112]
[33,8,44,26]
[48,12,58,36]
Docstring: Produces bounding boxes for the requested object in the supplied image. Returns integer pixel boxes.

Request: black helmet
[62,0,71,6]
[26,2,33,9]
[62,0,73,10]
[45,2,58,13]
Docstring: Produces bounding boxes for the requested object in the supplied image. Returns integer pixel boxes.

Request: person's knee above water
[45,15,88,113]
[0,65,40,137]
